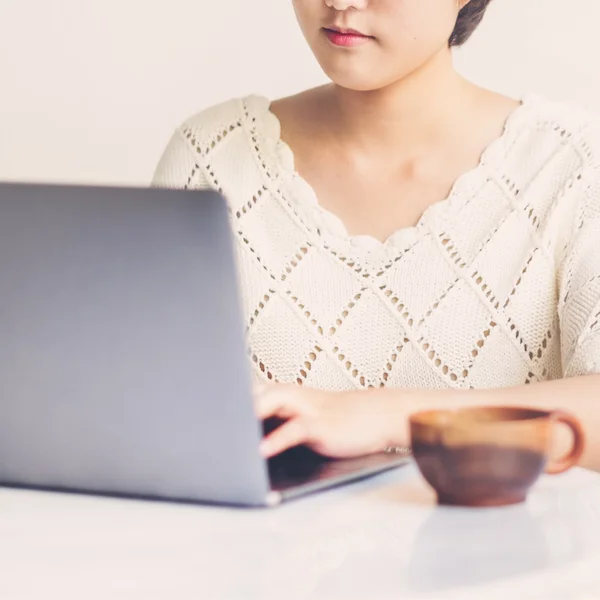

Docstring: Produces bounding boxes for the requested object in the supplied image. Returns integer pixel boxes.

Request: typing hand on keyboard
[254,382,404,460]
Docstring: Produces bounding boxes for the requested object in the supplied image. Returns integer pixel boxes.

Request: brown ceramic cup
[409,406,585,507]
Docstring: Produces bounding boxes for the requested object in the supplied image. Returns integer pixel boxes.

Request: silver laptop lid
[0,182,270,506]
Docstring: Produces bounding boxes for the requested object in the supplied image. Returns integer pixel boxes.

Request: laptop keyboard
[268,443,331,476]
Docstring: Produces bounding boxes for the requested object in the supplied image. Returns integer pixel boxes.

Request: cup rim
[409,405,552,428]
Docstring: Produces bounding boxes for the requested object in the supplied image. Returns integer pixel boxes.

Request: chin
[317,56,415,93]
[330,80,383,92]
[313,43,442,94]
[324,71,402,93]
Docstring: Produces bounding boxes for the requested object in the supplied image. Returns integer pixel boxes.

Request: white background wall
[1,0,599,187]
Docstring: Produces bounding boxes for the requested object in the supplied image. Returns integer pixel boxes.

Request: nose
[325,0,368,10]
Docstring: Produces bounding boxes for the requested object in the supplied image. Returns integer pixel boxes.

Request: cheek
[378,0,459,49]
[292,0,322,28]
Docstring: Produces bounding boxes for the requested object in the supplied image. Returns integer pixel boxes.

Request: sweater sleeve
[151,127,212,190]
[559,165,600,378]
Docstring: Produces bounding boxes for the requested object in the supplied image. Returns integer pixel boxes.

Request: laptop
[0,182,409,507]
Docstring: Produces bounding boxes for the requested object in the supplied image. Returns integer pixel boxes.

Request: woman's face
[292,0,464,91]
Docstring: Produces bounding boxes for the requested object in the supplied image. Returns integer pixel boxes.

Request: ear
[458,0,471,8]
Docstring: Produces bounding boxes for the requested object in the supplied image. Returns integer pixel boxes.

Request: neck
[322,48,478,158]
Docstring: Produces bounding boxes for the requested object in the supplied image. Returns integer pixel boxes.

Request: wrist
[368,386,414,451]
[372,385,476,451]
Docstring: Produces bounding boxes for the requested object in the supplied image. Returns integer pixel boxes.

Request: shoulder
[531,97,600,211]
[500,94,600,209]
[489,95,600,249]
[177,95,273,150]
[518,96,600,247]
[516,94,600,170]
[152,95,279,193]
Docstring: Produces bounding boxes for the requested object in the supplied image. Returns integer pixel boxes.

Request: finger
[254,384,300,420]
[260,418,309,458]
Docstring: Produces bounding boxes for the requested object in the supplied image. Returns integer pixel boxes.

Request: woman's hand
[254,382,407,459]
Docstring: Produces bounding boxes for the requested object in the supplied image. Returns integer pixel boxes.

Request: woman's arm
[377,374,600,471]
[256,375,600,471]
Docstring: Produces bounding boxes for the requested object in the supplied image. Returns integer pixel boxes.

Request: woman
[153,0,600,470]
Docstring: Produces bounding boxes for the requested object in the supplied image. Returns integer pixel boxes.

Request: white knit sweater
[152,94,600,391]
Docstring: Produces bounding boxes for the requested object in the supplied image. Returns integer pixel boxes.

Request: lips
[327,26,368,36]
[323,27,374,47]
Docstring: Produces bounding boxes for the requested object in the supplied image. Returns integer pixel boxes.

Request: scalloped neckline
[256,92,538,254]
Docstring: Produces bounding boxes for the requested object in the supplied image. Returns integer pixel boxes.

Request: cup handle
[544,410,586,475]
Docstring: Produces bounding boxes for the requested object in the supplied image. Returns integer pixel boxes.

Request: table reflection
[407,503,569,593]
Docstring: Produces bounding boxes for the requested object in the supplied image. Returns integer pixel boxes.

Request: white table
[2,463,600,600]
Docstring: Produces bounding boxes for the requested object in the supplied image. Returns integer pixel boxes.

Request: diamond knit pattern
[152,94,600,390]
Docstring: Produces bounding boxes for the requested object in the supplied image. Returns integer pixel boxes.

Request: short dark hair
[449,0,494,47]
